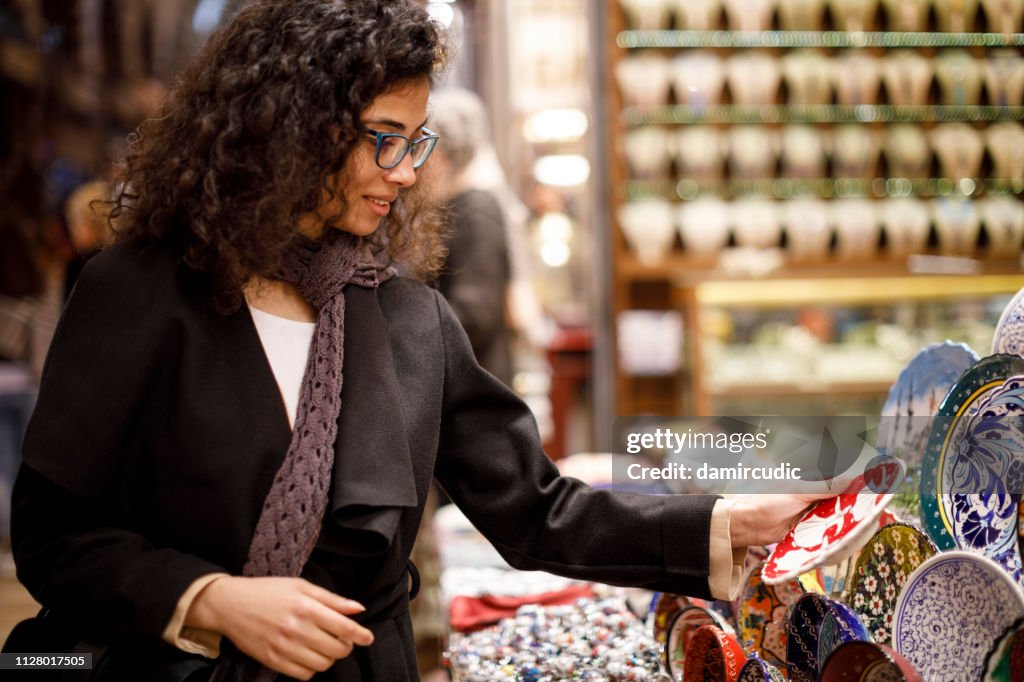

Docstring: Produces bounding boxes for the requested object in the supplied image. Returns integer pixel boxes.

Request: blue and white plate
[993,287,1024,357]
[893,551,1024,681]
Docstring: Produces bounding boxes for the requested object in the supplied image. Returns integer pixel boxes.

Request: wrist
[185,575,232,632]
[728,498,756,548]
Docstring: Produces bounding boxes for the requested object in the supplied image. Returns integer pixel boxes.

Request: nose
[383,153,417,187]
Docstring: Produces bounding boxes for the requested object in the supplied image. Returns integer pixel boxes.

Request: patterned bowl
[819,640,923,682]
[683,624,747,682]
[787,593,871,682]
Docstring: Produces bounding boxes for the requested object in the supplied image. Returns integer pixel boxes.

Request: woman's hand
[729,492,837,548]
[186,576,374,680]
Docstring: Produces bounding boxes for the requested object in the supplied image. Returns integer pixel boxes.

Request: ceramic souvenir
[938,376,1024,583]
[920,355,1024,549]
[880,340,979,469]
[831,198,880,261]
[828,0,879,31]
[893,551,1024,681]
[670,0,722,29]
[763,463,897,585]
[884,126,932,179]
[981,0,1024,35]
[782,198,831,263]
[833,51,881,105]
[935,50,983,106]
[845,524,938,646]
[881,0,930,31]
[728,127,779,178]
[615,53,673,107]
[781,50,833,106]
[933,0,981,31]
[983,49,1024,107]
[782,125,828,178]
[787,593,871,682]
[982,616,1024,682]
[738,655,787,682]
[881,51,933,107]
[733,197,782,249]
[993,287,1024,356]
[617,310,684,376]
[620,0,673,30]
[981,197,1024,260]
[651,592,705,647]
[879,198,930,259]
[671,51,727,108]
[666,605,734,677]
[832,126,882,179]
[673,126,726,179]
[930,196,981,257]
[986,123,1024,182]
[727,52,782,107]
[624,127,674,180]
[678,197,731,259]
[778,0,827,29]
[682,624,746,682]
[723,0,776,30]
[617,200,676,266]
[931,123,986,181]
[820,640,923,682]
[736,560,809,667]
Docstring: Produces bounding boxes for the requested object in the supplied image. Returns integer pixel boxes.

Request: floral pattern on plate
[787,594,871,682]
[983,615,1024,682]
[894,551,1024,681]
[845,523,938,646]
[920,354,1024,550]
[735,560,810,667]
[941,376,1024,584]
[993,287,1024,356]
[763,464,896,585]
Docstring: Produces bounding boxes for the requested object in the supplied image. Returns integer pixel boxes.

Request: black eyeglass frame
[365,126,439,170]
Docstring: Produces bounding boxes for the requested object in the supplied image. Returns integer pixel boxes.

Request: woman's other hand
[729,492,837,548]
[186,576,374,680]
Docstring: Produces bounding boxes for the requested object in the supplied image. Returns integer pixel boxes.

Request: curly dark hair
[111,0,449,312]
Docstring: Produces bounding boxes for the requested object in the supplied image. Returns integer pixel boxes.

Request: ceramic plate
[763,463,897,585]
[919,354,1024,550]
[940,376,1024,583]
[787,594,871,682]
[846,523,938,646]
[819,640,923,682]
[665,605,732,678]
[683,624,746,682]
[738,656,786,682]
[983,616,1024,682]
[993,287,1024,356]
[735,560,811,667]
[651,592,706,647]
[893,551,1024,681]
[880,340,979,467]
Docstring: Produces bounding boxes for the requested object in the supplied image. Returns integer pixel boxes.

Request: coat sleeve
[12,244,227,644]
[431,291,719,598]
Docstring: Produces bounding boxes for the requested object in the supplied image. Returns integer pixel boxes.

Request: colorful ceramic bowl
[682,624,747,682]
[651,592,708,648]
[819,640,923,681]
[845,523,938,646]
[983,616,1024,682]
[735,560,810,667]
[894,551,1024,681]
[787,593,871,682]
[993,287,1024,357]
[737,655,786,682]
[665,605,733,678]
[919,354,1024,550]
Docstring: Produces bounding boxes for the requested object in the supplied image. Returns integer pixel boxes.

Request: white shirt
[248,306,315,428]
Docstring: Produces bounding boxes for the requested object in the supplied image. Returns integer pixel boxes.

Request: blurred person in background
[62,179,114,298]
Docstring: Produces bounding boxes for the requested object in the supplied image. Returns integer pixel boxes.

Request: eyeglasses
[365,127,439,170]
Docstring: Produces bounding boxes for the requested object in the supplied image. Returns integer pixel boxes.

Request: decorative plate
[919,354,1024,550]
[763,463,897,585]
[983,616,1024,682]
[993,287,1024,356]
[787,593,871,682]
[665,605,733,678]
[735,560,809,667]
[893,551,1024,681]
[940,375,1024,583]
[737,655,787,682]
[880,340,979,468]
[651,592,708,647]
[682,624,746,682]
[845,523,938,646]
[819,640,923,682]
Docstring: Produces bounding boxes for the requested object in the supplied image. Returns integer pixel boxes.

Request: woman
[10,1,826,680]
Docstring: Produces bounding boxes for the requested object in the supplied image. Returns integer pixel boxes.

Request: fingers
[300,583,375,647]
[302,581,367,615]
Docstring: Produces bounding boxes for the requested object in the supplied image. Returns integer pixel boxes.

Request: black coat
[12,238,718,681]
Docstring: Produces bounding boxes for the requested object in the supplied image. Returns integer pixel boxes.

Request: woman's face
[301,78,431,238]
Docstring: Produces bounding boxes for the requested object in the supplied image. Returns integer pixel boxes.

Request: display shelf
[708,380,897,398]
[624,178,1022,201]
[617,30,1024,49]
[623,105,1024,126]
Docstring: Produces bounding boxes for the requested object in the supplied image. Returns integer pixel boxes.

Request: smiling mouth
[368,197,390,207]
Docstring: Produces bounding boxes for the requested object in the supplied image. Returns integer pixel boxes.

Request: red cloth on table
[448,583,596,633]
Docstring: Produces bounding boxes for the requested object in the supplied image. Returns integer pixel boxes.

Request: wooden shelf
[708,380,896,398]
[617,30,1024,49]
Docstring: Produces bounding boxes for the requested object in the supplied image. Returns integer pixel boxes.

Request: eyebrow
[364,117,430,133]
